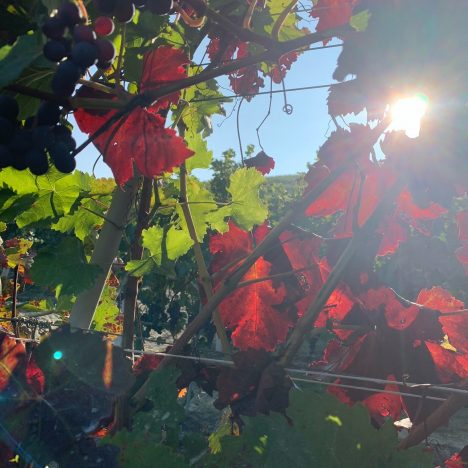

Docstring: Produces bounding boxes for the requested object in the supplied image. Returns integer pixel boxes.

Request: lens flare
[52,350,63,360]
[389,94,428,138]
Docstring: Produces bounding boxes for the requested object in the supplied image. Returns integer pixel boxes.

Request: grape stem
[179,157,231,355]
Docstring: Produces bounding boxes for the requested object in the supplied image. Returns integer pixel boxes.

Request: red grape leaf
[311,0,360,36]
[0,333,25,391]
[26,358,45,394]
[209,220,256,276]
[362,375,402,425]
[376,215,407,256]
[424,341,468,382]
[327,80,367,117]
[140,46,189,112]
[268,51,299,84]
[219,257,289,351]
[245,151,275,175]
[417,287,468,354]
[456,210,468,241]
[360,287,420,330]
[228,42,264,100]
[75,47,193,185]
[210,223,289,351]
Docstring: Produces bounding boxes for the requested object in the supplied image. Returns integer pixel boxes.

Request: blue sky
[73,41,343,180]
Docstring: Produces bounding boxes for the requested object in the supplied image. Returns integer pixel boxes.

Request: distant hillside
[265,173,306,190]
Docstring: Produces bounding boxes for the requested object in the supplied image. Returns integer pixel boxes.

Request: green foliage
[0,168,93,228]
[203,388,433,468]
[228,167,268,230]
[0,31,44,88]
[106,368,207,467]
[105,431,188,468]
[350,10,372,32]
[52,196,111,241]
[30,237,101,296]
[209,149,240,203]
[92,284,121,333]
[177,176,228,239]
[126,225,193,276]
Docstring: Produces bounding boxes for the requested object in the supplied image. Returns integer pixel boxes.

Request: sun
[389,94,429,139]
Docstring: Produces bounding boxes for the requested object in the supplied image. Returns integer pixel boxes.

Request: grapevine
[0,0,466,467]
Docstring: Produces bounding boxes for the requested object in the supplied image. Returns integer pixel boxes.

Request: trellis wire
[3,328,467,400]
[123,348,468,399]
[194,43,343,67]
[292,377,446,403]
[189,81,343,103]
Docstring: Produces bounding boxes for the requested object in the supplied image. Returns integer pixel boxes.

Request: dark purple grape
[147,0,172,15]
[0,116,14,144]
[71,42,98,68]
[9,129,33,155]
[43,40,68,62]
[49,142,76,173]
[52,60,81,96]
[32,126,54,149]
[53,124,72,140]
[25,148,49,175]
[73,24,97,43]
[114,0,135,23]
[94,0,117,15]
[53,125,76,152]
[42,16,66,39]
[95,39,116,63]
[37,102,62,126]
[0,145,13,168]
[0,96,19,122]
[11,152,28,170]
[57,1,83,28]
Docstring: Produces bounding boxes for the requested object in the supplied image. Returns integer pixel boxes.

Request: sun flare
[389,94,428,139]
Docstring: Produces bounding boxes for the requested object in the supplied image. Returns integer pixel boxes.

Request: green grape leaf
[0,32,44,88]
[30,237,101,296]
[263,0,305,41]
[4,238,33,268]
[14,67,54,120]
[132,368,185,439]
[0,168,92,227]
[350,10,372,32]
[184,129,213,172]
[228,167,268,230]
[126,225,194,276]
[52,197,110,241]
[104,431,187,468]
[176,177,229,240]
[203,388,433,468]
[92,284,122,335]
[180,74,227,137]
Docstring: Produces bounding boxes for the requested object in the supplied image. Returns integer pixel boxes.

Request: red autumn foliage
[268,51,299,84]
[0,334,25,391]
[75,47,194,185]
[311,0,360,37]
[210,222,290,351]
[244,151,275,175]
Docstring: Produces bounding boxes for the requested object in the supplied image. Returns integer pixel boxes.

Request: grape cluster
[0,96,77,175]
[94,0,174,18]
[42,1,116,98]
